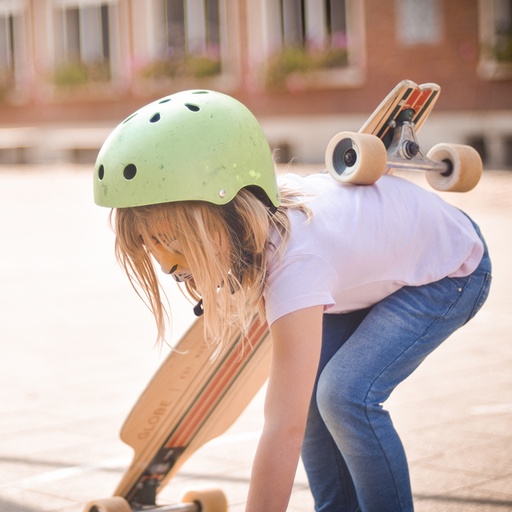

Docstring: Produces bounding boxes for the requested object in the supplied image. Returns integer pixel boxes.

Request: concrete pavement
[0,165,511,511]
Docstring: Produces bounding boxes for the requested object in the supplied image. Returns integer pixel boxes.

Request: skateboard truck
[386,109,452,175]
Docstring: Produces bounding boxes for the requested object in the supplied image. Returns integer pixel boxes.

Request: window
[479,0,512,79]
[163,0,220,56]
[277,0,348,53]
[395,0,442,45]
[0,0,25,94]
[262,0,365,89]
[489,0,512,62]
[54,1,113,85]
[148,0,221,78]
[0,12,16,79]
[163,0,185,53]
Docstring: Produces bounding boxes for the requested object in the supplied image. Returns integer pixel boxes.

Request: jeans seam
[465,271,492,324]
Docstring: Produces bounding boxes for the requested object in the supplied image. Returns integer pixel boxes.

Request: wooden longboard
[325,79,482,193]
[360,79,440,147]
[85,315,271,510]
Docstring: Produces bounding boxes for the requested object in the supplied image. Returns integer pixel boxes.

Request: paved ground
[0,164,511,512]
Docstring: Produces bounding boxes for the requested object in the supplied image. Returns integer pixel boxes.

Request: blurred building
[0,0,511,167]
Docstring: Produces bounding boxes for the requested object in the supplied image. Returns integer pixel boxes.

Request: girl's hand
[245,305,323,512]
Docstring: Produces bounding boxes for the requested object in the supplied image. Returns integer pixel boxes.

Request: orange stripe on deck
[166,320,268,448]
[404,89,421,108]
[405,89,433,112]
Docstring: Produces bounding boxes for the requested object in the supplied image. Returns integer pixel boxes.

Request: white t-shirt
[264,173,484,326]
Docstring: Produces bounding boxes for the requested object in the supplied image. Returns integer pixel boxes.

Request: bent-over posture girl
[94,90,492,512]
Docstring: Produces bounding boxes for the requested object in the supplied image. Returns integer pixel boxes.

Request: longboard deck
[115,315,271,506]
[360,79,440,147]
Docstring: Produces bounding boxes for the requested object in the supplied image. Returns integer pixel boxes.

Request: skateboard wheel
[180,487,228,512]
[325,131,387,185]
[83,497,131,512]
[426,143,482,192]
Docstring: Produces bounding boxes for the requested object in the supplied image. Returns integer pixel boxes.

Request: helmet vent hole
[123,164,137,180]
[150,113,161,123]
[192,90,208,94]
[185,103,200,112]
[159,98,171,104]
[98,165,104,180]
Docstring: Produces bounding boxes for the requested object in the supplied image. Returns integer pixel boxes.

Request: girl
[94,90,492,512]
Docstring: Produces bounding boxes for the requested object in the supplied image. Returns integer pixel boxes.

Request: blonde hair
[111,186,310,357]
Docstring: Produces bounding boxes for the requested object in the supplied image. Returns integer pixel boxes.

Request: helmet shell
[93,90,280,208]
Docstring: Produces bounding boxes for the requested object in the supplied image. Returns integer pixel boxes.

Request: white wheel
[180,487,228,512]
[426,143,482,192]
[325,131,387,185]
[83,497,131,512]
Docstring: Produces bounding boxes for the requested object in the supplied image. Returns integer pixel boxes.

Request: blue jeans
[302,221,492,511]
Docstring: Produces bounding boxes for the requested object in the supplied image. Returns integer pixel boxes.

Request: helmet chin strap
[193,299,204,317]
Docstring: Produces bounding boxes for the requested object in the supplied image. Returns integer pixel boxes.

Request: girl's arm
[245,305,323,512]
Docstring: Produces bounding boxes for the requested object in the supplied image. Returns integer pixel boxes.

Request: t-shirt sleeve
[264,252,338,326]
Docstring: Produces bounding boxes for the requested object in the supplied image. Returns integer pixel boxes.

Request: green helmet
[93,90,280,208]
